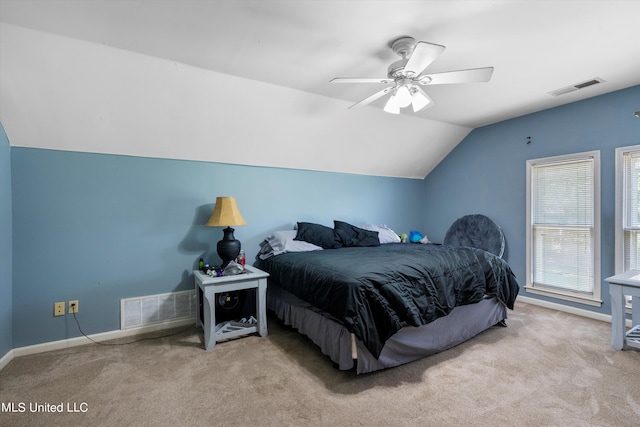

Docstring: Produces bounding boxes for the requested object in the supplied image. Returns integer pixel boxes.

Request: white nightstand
[194,265,269,350]
[605,270,640,351]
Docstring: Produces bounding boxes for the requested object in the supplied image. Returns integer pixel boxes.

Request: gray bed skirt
[267,285,508,374]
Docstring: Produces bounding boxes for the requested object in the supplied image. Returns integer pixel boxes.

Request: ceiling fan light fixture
[411,90,431,112]
[395,85,412,108]
[383,93,400,114]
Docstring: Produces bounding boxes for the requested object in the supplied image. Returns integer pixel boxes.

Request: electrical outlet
[54,302,65,316]
[68,300,79,314]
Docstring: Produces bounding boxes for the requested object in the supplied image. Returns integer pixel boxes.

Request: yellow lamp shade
[205,196,246,227]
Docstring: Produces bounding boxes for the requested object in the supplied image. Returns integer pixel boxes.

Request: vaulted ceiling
[2,1,640,178]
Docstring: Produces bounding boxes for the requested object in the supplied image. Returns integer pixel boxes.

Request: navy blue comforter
[255,243,519,358]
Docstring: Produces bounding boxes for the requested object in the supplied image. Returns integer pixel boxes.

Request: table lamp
[205,196,246,268]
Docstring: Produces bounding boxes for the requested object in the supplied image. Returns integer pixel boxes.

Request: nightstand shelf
[625,325,640,350]
[194,265,269,350]
[215,321,257,339]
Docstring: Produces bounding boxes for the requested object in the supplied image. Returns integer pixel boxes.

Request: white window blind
[623,151,640,271]
[531,157,595,293]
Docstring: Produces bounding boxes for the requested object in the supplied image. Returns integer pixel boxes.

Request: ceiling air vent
[548,77,604,96]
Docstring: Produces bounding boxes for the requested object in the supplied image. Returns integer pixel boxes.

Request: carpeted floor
[1,301,639,427]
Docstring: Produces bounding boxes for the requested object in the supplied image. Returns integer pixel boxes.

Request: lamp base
[217,226,241,269]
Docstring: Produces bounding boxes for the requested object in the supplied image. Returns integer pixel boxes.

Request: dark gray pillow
[443,214,505,258]
[334,220,380,247]
[294,222,341,249]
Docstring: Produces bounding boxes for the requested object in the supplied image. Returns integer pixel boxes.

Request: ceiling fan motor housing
[387,59,409,79]
[389,36,416,57]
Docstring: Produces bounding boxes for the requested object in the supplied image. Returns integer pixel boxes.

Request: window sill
[524,285,603,307]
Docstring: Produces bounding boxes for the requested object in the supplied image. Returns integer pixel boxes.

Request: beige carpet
[1,301,639,427]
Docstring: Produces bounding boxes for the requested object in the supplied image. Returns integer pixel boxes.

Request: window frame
[525,150,602,306]
[614,145,640,311]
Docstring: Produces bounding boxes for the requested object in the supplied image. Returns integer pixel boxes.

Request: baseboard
[517,295,632,327]
[10,317,196,361]
[1,297,629,370]
[0,348,15,371]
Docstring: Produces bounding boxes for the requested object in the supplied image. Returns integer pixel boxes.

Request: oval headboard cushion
[443,214,505,258]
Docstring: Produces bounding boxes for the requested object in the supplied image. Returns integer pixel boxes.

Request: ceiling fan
[330,36,494,114]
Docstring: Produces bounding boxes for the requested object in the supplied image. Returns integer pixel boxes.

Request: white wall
[0,23,471,179]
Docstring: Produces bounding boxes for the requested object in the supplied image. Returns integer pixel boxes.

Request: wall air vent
[121,289,196,329]
[548,78,604,96]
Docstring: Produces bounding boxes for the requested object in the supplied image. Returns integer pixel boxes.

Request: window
[526,151,601,306]
[615,145,640,310]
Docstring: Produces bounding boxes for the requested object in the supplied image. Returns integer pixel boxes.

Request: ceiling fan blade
[421,67,494,85]
[403,42,445,76]
[330,77,394,84]
[349,86,395,109]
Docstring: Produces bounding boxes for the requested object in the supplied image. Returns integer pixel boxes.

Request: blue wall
[6,86,639,351]
[10,148,424,347]
[0,124,12,358]
[423,84,640,315]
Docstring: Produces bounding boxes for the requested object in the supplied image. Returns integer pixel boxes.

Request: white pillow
[265,230,323,256]
[361,224,401,244]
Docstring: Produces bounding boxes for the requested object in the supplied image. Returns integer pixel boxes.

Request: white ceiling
[1,0,640,178]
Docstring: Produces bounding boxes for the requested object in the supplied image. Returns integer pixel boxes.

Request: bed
[254,221,519,374]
